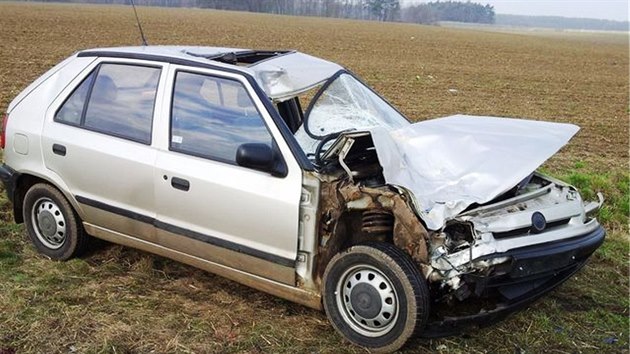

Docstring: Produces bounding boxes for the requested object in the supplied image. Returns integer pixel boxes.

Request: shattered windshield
[294,72,410,156]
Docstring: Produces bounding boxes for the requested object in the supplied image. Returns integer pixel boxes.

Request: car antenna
[130,0,148,46]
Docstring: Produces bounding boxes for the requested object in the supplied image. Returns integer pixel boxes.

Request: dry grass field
[0,2,628,353]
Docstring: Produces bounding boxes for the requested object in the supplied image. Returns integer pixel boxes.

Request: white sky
[402,0,629,22]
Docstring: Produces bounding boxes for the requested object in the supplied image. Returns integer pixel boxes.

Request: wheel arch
[314,197,428,290]
[12,172,82,224]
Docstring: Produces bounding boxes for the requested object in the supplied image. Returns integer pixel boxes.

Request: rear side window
[170,71,272,164]
[55,63,161,144]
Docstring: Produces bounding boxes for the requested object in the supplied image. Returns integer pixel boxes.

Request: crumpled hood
[370,115,579,230]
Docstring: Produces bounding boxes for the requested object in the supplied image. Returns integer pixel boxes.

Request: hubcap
[336,265,398,337]
[31,197,67,250]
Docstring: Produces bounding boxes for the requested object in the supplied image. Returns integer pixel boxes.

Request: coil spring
[361,209,394,234]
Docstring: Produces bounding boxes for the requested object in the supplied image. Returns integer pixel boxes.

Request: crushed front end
[290,70,606,337]
[420,173,605,336]
[315,130,605,337]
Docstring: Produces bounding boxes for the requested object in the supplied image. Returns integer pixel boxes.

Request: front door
[153,67,302,284]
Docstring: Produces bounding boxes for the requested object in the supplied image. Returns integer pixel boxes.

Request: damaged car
[0,46,605,352]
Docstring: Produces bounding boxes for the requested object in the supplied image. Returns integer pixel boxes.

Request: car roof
[78,46,343,101]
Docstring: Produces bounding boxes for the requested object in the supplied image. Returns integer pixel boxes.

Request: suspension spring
[361,209,394,235]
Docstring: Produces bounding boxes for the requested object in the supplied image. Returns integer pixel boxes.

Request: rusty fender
[316,180,430,282]
[338,183,429,263]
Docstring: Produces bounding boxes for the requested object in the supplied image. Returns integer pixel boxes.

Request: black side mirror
[236,143,287,177]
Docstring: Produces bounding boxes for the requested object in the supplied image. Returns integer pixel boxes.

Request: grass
[0,2,628,353]
[554,161,630,229]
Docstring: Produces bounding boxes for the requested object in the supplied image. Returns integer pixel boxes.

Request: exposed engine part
[443,223,474,252]
[318,132,385,184]
[443,223,474,243]
[361,209,394,235]
[360,176,386,188]
[337,138,355,183]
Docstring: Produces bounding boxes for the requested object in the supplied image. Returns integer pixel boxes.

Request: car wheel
[323,242,430,353]
[22,183,88,260]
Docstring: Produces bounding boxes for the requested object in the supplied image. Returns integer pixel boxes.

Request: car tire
[22,183,88,260]
[323,242,430,353]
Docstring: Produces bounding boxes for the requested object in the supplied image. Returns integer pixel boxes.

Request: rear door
[152,66,302,284]
[43,58,167,242]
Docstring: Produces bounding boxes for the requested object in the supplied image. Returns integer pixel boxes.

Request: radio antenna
[130,0,148,46]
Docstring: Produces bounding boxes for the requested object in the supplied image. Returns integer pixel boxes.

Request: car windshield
[294,72,410,156]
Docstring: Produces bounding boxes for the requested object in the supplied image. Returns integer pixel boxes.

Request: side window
[55,71,96,125]
[55,63,161,144]
[170,71,272,164]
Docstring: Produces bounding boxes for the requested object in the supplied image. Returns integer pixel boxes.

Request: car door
[42,59,167,242]
[153,66,302,285]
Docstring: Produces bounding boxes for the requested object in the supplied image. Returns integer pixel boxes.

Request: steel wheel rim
[31,197,67,250]
[335,264,399,337]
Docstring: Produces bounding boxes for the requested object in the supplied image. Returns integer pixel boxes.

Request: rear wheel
[323,242,430,352]
[22,183,87,260]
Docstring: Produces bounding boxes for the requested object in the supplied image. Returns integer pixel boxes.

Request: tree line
[403,1,495,24]
[28,0,495,24]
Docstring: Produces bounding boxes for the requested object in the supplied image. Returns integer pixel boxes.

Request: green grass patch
[555,163,629,231]
[9,272,28,283]
[596,235,628,265]
[0,239,22,269]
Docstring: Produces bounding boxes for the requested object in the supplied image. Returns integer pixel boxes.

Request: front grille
[492,218,571,239]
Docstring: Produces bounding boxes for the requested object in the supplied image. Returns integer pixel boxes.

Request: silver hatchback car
[1,46,605,352]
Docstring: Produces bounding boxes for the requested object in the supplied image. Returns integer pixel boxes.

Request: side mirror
[236,143,287,177]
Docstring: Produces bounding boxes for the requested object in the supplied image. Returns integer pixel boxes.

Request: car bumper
[423,225,606,337]
[0,164,19,203]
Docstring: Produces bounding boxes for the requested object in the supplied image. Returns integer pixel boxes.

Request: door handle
[52,144,66,156]
[171,177,190,191]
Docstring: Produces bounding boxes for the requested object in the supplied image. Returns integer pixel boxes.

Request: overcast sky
[403,0,629,21]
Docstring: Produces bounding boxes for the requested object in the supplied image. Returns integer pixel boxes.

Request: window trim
[168,69,278,168]
[53,68,96,128]
[78,51,314,171]
[53,61,163,146]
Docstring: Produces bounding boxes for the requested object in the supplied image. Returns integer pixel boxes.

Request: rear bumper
[0,164,19,203]
[423,225,606,337]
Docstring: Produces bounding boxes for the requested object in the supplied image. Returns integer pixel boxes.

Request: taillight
[1,113,8,149]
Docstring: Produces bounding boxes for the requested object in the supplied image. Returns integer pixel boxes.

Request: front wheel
[323,242,430,352]
[22,183,88,260]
